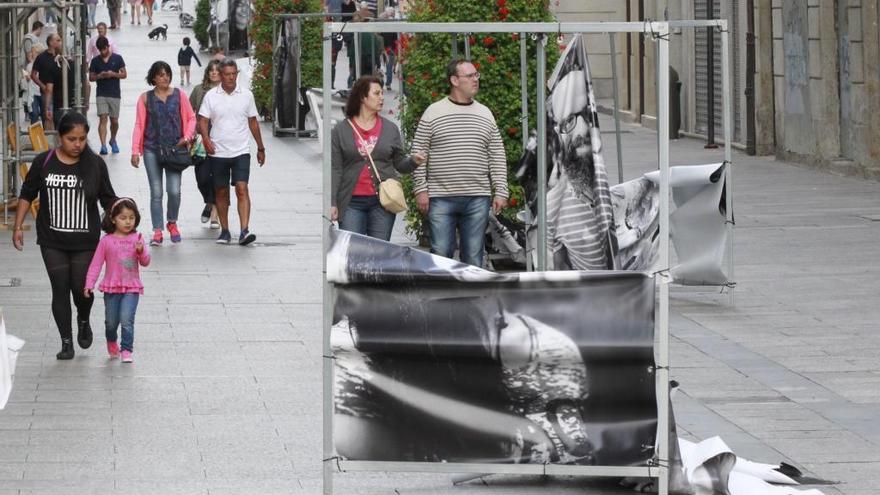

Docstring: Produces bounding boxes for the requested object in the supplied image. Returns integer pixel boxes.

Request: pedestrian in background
[84,198,150,364]
[30,33,63,130]
[20,21,43,69]
[177,37,202,86]
[347,9,383,88]
[198,58,265,246]
[87,23,117,62]
[86,0,98,28]
[11,112,118,360]
[331,76,425,241]
[130,61,197,246]
[108,0,121,28]
[411,59,509,267]
[128,0,142,25]
[188,59,222,229]
[88,36,126,155]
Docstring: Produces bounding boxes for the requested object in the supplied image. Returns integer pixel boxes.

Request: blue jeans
[339,195,395,241]
[29,96,42,124]
[104,293,139,352]
[143,150,182,230]
[427,196,490,267]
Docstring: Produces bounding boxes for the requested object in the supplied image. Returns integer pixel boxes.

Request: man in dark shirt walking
[31,33,63,130]
[88,37,127,155]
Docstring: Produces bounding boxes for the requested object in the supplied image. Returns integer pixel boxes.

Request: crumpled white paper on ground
[0,312,25,410]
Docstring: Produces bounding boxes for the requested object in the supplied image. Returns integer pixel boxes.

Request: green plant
[193,0,210,50]
[399,0,559,239]
[250,0,323,119]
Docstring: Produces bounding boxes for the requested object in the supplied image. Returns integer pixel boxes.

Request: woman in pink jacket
[130,61,196,246]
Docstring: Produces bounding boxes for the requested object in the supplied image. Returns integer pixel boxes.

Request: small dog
[147,24,168,41]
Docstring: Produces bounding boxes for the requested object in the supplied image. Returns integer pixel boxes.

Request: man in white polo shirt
[197,58,266,246]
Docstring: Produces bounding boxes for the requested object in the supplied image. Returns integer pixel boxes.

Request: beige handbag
[348,120,407,214]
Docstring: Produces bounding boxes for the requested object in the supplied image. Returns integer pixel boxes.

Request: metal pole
[609,32,624,184]
[705,10,718,148]
[451,33,458,59]
[656,23,671,495]
[463,32,471,60]
[272,16,277,136]
[74,3,83,114]
[1,8,10,223]
[61,6,69,116]
[321,25,334,495]
[354,32,361,78]
[745,0,756,155]
[519,32,531,271]
[721,26,735,305]
[535,34,547,271]
[519,33,528,151]
[295,17,302,138]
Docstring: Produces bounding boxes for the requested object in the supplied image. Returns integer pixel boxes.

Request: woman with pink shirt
[130,61,197,246]
[84,198,150,363]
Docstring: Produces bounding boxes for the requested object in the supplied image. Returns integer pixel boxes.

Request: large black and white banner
[328,229,657,466]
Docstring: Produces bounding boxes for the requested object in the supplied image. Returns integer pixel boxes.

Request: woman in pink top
[130,61,197,246]
[84,198,150,363]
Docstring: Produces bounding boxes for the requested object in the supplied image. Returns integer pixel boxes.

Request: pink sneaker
[107,341,120,359]
[150,229,163,246]
[121,350,133,363]
[167,222,181,243]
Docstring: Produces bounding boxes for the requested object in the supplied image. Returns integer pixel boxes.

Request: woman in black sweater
[12,112,117,360]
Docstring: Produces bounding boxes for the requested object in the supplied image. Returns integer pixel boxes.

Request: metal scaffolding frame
[1,0,87,225]
[319,19,735,495]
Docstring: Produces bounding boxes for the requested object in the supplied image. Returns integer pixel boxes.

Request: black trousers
[40,246,95,341]
[193,157,215,205]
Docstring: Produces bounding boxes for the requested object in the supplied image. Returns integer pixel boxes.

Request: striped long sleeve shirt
[411,97,509,199]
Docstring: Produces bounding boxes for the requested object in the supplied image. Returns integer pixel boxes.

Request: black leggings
[40,246,95,341]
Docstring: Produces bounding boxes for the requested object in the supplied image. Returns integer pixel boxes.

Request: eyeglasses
[456,71,480,80]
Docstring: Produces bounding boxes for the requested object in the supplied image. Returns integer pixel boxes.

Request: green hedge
[250,0,323,118]
[193,0,210,50]
[399,0,559,237]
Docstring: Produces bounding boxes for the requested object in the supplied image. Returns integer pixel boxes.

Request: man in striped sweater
[411,59,508,268]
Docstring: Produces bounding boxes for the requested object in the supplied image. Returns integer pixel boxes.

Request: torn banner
[329,229,658,466]
[612,162,730,285]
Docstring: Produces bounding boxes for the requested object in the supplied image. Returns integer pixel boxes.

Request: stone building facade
[551,0,880,179]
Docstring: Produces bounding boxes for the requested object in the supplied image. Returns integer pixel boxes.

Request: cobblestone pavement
[1,4,878,494]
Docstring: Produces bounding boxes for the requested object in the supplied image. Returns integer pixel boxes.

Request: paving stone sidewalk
[1,5,879,494]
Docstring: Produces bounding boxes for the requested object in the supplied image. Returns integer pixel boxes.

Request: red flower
[472,61,481,70]
[468,36,476,46]
[487,55,496,63]
[431,91,439,98]
[498,7,509,19]
[509,197,518,207]
[507,126,518,136]
[421,72,431,80]
[511,33,519,41]
[497,0,506,6]
[406,75,415,85]
[482,36,495,47]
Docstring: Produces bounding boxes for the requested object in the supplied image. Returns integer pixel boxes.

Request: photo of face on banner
[544,34,615,271]
[328,230,657,467]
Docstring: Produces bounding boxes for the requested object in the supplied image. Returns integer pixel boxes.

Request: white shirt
[198,84,259,158]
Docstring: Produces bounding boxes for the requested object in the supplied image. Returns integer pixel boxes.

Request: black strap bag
[147,89,191,172]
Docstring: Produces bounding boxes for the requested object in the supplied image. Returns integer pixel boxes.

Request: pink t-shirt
[351,119,382,196]
[85,232,151,294]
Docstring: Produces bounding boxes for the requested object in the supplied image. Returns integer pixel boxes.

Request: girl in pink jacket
[85,198,150,363]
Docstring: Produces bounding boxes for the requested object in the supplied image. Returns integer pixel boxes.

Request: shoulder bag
[147,90,191,172]
[348,119,407,214]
